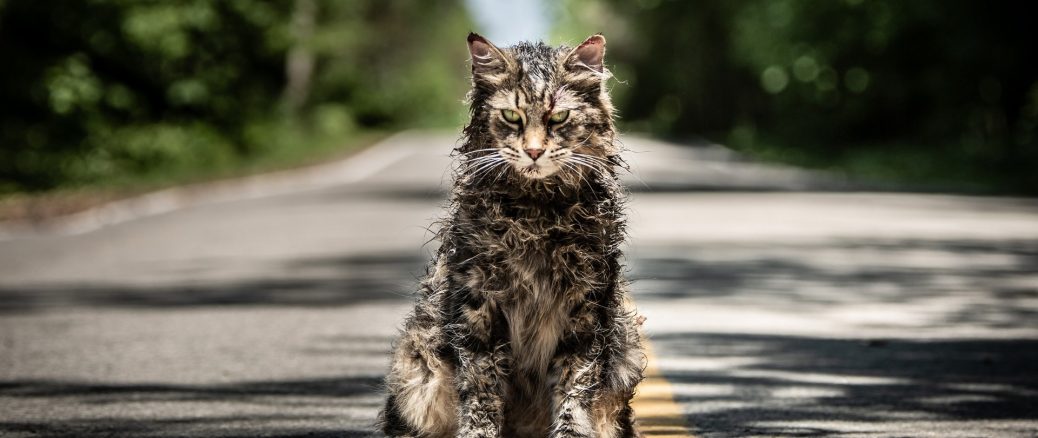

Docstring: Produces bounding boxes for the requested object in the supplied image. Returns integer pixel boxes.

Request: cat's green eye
[501,109,522,123]
[548,110,570,124]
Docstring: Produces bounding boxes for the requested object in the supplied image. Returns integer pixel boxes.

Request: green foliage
[0,0,471,194]
[578,0,1038,193]
[562,0,751,135]
[307,2,471,128]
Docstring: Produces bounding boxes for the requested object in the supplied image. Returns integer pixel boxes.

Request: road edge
[632,338,697,437]
[0,131,443,240]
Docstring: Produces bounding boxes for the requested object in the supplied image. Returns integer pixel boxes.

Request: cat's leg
[548,332,604,438]
[592,307,646,438]
[589,348,643,438]
[589,391,639,438]
[551,305,645,438]
[381,333,458,437]
[451,297,510,438]
[381,295,458,437]
[454,343,509,438]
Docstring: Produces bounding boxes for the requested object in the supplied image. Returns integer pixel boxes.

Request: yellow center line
[631,338,697,438]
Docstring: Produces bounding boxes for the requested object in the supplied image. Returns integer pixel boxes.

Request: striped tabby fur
[380,33,645,438]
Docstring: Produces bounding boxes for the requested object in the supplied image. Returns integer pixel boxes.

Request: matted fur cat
[380,33,645,438]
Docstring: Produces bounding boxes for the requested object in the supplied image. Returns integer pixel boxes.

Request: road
[1,132,1037,437]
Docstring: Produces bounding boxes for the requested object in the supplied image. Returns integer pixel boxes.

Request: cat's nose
[525,148,543,160]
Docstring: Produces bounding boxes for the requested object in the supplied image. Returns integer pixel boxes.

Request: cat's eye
[501,109,522,124]
[548,110,570,124]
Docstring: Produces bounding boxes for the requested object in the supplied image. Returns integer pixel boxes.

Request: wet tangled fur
[379,33,645,438]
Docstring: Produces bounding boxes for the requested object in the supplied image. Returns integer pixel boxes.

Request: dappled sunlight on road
[646,333,1038,437]
[631,238,1038,337]
[624,190,1038,436]
[0,308,402,437]
[1,134,1036,436]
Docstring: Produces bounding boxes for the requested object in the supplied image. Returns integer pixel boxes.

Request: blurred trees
[595,0,1038,193]
[6,0,1036,195]
[0,0,471,193]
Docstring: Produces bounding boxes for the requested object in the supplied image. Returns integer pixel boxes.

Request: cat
[379,33,645,438]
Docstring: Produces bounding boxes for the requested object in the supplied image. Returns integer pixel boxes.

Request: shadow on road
[0,253,427,312]
[0,375,382,401]
[2,219,1036,436]
[628,236,1037,436]
[5,237,1035,325]
[0,419,373,438]
[631,238,1038,331]
[0,334,395,437]
[651,333,1038,437]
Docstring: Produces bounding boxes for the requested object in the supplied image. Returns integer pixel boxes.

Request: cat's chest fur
[499,253,570,375]
[458,195,610,375]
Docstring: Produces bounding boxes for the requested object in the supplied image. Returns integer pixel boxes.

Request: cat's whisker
[558,161,583,185]
[574,160,611,177]
[472,161,508,186]
[568,132,596,152]
[566,156,608,174]
[464,153,506,166]
[574,153,648,187]
[566,159,611,197]
[559,160,596,194]
[459,148,501,156]
[575,152,637,178]
[463,165,499,181]
[569,152,609,164]
[466,159,505,180]
[488,162,511,186]
[472,158,505,176]
[462,157,498,167]
[571,153,611,165]
[466,156,507,179]
[566,158,601,171]
[464,155,504,168]
[465,161,499,171]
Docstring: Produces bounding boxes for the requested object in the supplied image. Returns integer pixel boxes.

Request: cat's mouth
[518,163,556,179]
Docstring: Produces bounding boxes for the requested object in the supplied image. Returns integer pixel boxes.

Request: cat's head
[461,33,617,184]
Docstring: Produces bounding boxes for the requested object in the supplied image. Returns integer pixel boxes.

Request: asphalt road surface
[1,132,1037,437]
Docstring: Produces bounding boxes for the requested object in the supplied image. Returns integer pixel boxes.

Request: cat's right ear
[468,33,509,82]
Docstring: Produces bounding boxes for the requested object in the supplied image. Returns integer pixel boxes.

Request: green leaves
[0,0,471,193]
[46,54,103,115]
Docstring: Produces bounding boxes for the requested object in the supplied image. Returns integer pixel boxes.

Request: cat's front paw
[550,429,594,438]
[550,419,595,438]
[457,423,501,438]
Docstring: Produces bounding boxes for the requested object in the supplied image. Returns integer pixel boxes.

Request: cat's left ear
[468,32,509,79]
[566,34,606,73]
